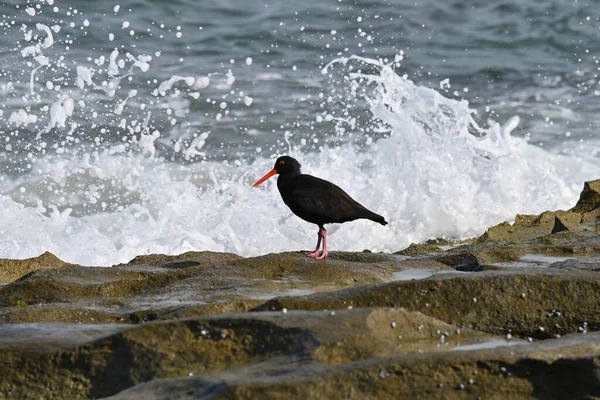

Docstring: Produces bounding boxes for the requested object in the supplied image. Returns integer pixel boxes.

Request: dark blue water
[3,0,600,157]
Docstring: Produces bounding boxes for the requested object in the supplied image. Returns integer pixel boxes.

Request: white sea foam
[0,56,593,266]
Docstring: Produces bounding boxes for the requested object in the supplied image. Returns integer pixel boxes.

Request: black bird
[252,155,388,259]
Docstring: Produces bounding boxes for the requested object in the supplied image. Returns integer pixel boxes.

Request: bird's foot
[315,249,328,260]
[305,250,322,258]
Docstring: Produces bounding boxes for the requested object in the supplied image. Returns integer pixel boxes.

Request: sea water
[0,0,598,265]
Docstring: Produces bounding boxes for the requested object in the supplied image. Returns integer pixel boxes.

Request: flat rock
[549,256,600,271]
[0,251,439,324]
[255,268,600,339]
[0,308,490,399]
[106,332,600,400]
[430,231,600,265]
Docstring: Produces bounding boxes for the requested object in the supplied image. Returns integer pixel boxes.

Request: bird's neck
[277,172,300,189]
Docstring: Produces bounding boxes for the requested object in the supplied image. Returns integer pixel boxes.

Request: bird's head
[252,156,301,187]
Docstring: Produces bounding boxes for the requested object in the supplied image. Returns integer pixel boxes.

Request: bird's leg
[305,226,323,258]
[315,227,328,259]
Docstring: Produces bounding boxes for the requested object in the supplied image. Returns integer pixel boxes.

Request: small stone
[547,309,562,317]
[347,305,353,310]
[457,383,465,390]
[506,333,512,340]
[391,321,397,328]
[417,324,424,331]
[521,292,526,298]
[468,379,474,385]
[472,297,477,303]
[438,383,444,388]
[379,370,391,379]
[188,372,193,377]
[330,311,336,316]
[397,335,402,340]
[282,308,288,314]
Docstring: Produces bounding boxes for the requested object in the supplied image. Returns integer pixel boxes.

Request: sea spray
[0,1,593,265]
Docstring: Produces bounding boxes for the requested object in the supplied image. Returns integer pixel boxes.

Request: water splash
[0,2,594,265]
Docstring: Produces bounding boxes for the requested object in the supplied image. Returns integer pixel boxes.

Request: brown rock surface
[107,332,600,400]
[0,251,72,283]
[477,179,600,243]
[1,179,600,399]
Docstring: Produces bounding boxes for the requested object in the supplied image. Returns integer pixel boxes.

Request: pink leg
[305,226,323,258]
[315,227,328,259]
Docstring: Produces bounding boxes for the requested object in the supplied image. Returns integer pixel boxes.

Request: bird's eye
[279,160,285,165]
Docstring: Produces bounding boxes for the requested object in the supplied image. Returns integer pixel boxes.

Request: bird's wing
[290,175,370,221]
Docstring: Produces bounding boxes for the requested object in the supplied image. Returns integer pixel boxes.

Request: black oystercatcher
[252,156,388,259]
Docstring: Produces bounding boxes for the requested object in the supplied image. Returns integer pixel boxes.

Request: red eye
[279,160,285,165]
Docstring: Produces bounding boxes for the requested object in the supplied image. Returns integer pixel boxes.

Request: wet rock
[255,269,600,339]
[325,252,398,263]
[549,257,600,271]
[0,317,315,398]
[477,211,583,243]
[0,304,123,324]
[430,231,600,266]
[0,265,191,307]
[551,216,570,234]
[475,221,515,242]
[582,208,600,224]
[0,251,431,323]
[0,308,489,399]
[123,251,243,268]
[227,252,395,284]
[551,212,583,233]
[570,179,600,214]
[394,258,452,271]
[395,243,443,256]
[157,300,265,320]
[476,180,600,244]
[434,252,481,271]
[106,332,600,400]
[0,251,72,283]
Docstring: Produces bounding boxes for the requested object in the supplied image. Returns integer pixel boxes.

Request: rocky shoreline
[1,180,599,399]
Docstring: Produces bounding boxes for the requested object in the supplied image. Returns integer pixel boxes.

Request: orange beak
[252,168,277,187]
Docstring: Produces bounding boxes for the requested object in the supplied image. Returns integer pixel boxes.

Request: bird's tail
[366,211,388,226]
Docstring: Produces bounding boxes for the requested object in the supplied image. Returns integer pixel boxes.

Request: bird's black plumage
[275,157,387,226]
[253,155,388,259]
